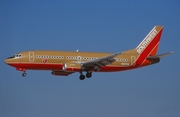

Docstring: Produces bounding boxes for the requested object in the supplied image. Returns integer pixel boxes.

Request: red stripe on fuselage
[7,62,63,70]
[8,62,138,72]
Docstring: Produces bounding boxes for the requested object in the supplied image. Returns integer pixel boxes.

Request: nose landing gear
[16,68,27,77]
[22,72,27,77]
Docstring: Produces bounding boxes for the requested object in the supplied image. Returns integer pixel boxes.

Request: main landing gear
[79,72,92,80]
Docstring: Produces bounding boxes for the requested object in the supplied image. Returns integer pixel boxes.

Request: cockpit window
[7,54,22,59]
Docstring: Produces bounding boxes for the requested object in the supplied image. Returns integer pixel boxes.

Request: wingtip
[169,52,174,54]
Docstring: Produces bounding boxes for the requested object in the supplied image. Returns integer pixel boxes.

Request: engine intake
[61,63,81,72]
[62,63,67,71]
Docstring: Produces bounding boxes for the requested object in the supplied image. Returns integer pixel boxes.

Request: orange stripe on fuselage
[150,43,159,56]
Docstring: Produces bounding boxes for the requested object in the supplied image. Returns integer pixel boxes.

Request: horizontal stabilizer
[147,52,174,60]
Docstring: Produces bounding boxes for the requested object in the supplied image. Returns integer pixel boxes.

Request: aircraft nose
[4,59,7,63]
[4,59,9,64]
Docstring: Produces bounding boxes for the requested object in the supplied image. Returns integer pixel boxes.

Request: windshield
[7,54,22,59]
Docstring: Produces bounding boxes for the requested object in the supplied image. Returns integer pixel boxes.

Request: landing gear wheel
[22,73,27,77]
[79,75,85,80]
[86,72,92,78]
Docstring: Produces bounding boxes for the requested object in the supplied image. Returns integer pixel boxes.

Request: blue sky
[0,0,180,117]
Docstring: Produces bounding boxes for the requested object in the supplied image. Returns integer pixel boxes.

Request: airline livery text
[136,29,157,54]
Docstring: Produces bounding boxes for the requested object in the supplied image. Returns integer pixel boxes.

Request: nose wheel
[22,72,27,77]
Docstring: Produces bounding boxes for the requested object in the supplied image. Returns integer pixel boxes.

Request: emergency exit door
[131,56,136,66]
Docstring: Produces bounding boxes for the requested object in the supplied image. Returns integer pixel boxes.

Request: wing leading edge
[82,52,121,71]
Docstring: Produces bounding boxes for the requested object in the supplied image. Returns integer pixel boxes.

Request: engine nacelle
[51,71,69,76]
[62,62,81,72]
[62,63,67,71]
[150,58,160,64]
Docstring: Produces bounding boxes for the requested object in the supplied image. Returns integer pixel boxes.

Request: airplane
[4,25,173,80]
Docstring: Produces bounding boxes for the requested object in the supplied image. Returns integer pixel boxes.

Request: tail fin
[129,26,164,66]
[136,25,163,56]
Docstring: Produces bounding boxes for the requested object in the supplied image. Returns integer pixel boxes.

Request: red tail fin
[135,26,164,65]
[136,26,163,56]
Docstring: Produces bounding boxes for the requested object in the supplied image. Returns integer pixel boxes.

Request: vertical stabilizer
[136,25,163,56]
[130,26,164,66]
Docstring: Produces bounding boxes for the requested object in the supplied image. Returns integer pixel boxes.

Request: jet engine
[62,63,81,72]
[51,71,69,76]
[150,58,160,64]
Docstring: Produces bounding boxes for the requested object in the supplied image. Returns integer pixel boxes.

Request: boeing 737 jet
[4,26,173,80]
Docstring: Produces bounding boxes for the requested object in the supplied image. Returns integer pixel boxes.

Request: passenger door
[29,51,34,62]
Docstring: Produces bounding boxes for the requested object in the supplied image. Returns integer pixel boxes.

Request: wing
[82,52,121,71]
[147,52,174,60]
